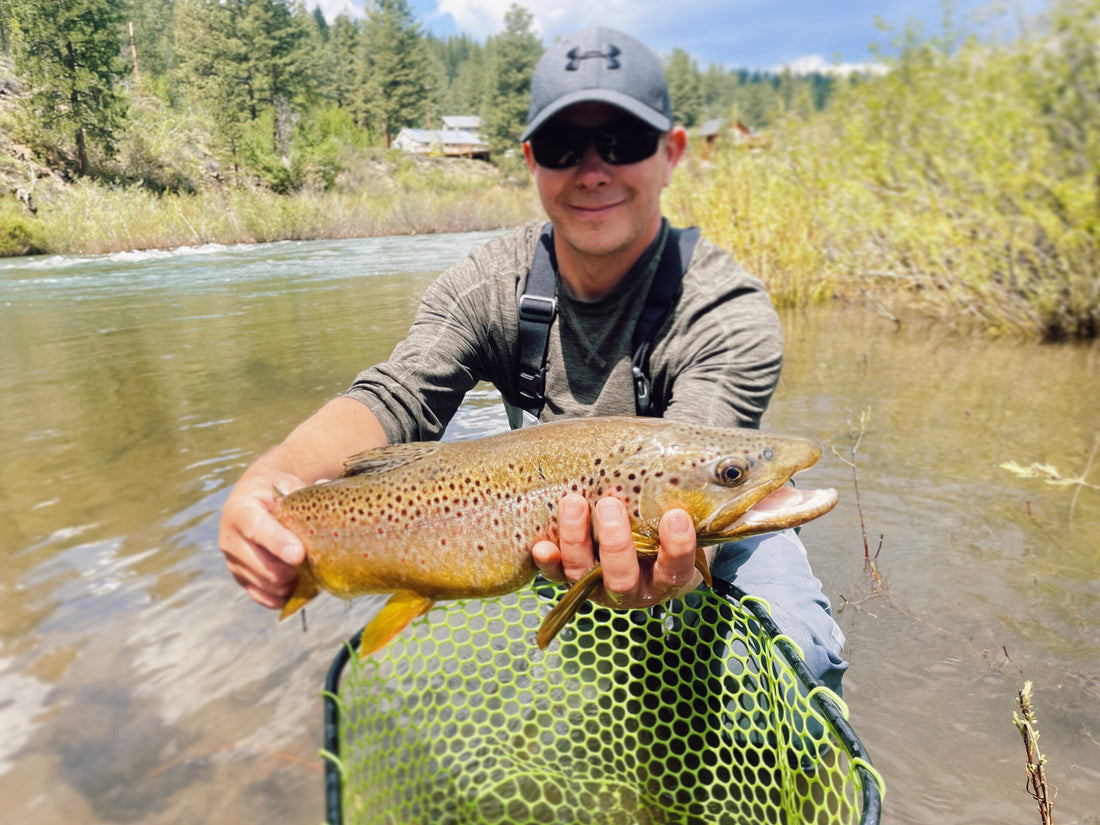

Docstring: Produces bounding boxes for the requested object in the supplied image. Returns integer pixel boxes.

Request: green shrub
[0,197,43,256]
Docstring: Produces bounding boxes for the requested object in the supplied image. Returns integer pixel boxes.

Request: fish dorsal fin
[341,442,442,478]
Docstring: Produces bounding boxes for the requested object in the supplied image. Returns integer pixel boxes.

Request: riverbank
[0,150,543,256]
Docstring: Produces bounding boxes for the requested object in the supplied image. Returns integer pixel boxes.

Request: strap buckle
[518,294,557,323]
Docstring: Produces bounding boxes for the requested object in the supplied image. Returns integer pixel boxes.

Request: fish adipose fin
[279,565,321,621]
[537,564,605,650]
[357,590,435,659]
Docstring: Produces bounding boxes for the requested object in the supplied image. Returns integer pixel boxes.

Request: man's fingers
[556,493,596,583]
[240,498,305,566]
[219,479,308,609]
[531,540,564,582]
[592,497,640,597]
[652,508,699,594]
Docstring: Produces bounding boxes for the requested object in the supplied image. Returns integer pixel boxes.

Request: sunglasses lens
[530,126,662,169]
[529,130,586,169]
[595,129,662,165]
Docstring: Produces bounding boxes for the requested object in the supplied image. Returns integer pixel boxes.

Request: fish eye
[715,458,748,487]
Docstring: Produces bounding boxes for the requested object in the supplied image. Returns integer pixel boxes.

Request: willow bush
[669,0,1099,341]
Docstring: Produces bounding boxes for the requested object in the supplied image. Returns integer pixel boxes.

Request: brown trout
[273,416,837,656]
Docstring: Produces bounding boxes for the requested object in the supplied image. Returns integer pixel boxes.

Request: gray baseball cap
[521,26,672,142]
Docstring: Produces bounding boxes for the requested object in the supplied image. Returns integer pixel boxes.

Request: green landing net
[322,581,884,825]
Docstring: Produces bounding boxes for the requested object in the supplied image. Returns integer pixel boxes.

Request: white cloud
[436,0,648,40]
[780,53,888,76]
[312,0,365,21]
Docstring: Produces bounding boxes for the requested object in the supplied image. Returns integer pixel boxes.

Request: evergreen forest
[0,0,834,194]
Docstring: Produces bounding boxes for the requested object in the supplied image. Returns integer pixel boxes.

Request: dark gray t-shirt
[346,220,784,443]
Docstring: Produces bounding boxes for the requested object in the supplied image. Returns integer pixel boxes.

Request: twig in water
[830,409,885,586]
[1001,433,1100,531]
[1013,680,1056,825]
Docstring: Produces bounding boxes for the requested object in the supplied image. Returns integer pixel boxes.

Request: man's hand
[219,469,309,610]
[531,493,703,609]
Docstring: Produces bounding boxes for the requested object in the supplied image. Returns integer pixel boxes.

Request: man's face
[523,103,686,271]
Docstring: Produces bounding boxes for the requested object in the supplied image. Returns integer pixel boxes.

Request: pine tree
[234,0,312,155]
[10,0,130,176]
[173,0,249,178]
[327,13,361,113]
[664,47,703,128]
[1,0,14,54]
[357,0,429,146]
[482,4,541,155]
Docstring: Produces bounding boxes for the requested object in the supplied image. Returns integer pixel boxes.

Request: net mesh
[325,584,882,825]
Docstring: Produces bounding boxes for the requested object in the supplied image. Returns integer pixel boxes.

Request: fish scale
[273,416,838,657]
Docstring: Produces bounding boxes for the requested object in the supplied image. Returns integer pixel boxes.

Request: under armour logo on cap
[565,44,621,71]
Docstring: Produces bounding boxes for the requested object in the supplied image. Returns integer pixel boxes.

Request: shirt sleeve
[651,238,784,429]
[343,225,536,443]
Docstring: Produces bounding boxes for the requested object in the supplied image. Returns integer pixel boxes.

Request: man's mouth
[571,201,621,217]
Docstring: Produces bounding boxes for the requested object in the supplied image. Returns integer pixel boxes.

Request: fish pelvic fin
[279,564,321,621]
[357,590,435,659]
[695,546,713,588]
[536,564,604,650]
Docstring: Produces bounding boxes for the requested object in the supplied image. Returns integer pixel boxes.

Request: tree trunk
[64,39,88,176]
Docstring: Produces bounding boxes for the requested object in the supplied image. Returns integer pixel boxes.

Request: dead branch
[1013,681,1056,825]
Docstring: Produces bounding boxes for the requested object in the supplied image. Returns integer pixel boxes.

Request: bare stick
[830,409,884,584]
[1013,681,1055,825]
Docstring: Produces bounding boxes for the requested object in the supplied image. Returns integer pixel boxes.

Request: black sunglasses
[528,124,664,170]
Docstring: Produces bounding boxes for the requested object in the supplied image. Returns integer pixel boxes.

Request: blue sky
[312,0,1047,71]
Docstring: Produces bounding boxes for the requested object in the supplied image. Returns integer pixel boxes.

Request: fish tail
[279,564,321,621]
[536,564,605,650]
[694,546,713,587]
[357,590,435,659]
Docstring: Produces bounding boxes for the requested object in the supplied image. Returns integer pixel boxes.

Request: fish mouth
[713,485,839,540]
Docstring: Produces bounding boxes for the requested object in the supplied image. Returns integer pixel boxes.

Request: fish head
[631,427,837,544]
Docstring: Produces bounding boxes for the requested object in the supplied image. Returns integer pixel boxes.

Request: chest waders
[318,225,884,824]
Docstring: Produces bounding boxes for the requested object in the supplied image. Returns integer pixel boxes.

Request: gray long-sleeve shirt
[347,220,784,443]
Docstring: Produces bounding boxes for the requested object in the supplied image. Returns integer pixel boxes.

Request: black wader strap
[631,226,700,416]
[514,223,557,419]
[512,223,700,423]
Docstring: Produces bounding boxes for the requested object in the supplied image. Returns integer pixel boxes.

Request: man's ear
[665,126,688,171]
[522,141,538,175]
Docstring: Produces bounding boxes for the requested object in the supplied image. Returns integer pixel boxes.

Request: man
[219,26,846,691]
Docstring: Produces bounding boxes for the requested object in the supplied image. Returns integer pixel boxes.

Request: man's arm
[218,396,387,610]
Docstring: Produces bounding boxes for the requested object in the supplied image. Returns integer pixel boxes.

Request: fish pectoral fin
[694,546,713,588]
[341,442,442,478]
[357,590,435,659]
[279,565,321,621]
[536,564,604,650]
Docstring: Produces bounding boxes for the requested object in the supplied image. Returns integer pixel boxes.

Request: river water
[0,232,1096,824]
